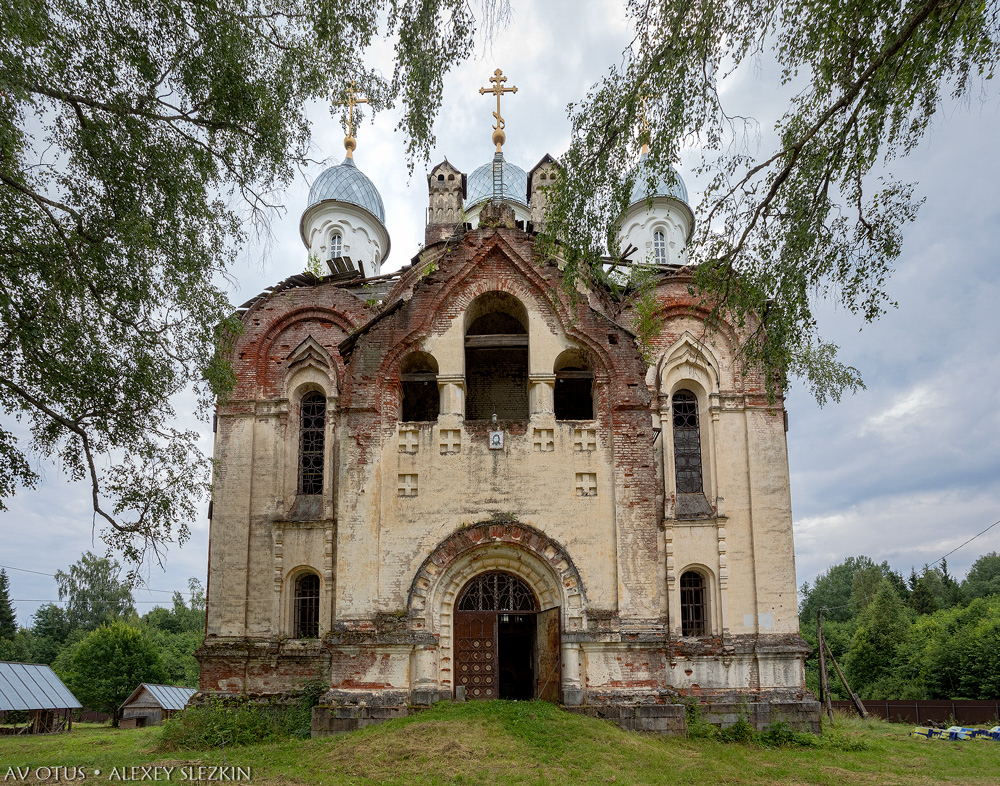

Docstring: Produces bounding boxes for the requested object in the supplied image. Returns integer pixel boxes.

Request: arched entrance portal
[454,571,561,701]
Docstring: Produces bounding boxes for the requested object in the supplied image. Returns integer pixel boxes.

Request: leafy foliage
[801,552,1000,700]
[158,684,325,750]
[540,0,999,402]
[963,552,1000,600]
[55,551,134,631]
[0,0,486,565]
[159,696,278,750]
[59,620,167,724]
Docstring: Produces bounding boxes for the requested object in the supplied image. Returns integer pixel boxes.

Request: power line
[927,519,1000,569]
[11,599,185,605]
[0,563,194,596]
[813,517,1000,613]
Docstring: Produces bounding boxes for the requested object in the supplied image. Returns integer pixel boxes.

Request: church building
[197,74,819,735]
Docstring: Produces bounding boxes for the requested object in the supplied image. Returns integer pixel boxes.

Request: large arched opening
[454,571,547,700]
[407,521,587,703]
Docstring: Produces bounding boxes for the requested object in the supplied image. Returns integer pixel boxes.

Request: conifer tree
[0,569,16,640]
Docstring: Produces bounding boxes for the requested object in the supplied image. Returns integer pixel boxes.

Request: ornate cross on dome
[479,68,518,152]
[339,81,369,159]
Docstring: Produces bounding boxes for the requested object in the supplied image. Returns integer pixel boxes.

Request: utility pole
[817,608,834,722]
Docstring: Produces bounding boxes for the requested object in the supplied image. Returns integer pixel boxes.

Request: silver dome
[628,152,689,207]
[307,157,385,223]
[465,156,529,207]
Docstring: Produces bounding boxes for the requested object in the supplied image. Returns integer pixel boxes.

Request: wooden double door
[454,607,561,702]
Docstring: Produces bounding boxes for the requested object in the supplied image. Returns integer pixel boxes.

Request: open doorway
[453,571,561,702]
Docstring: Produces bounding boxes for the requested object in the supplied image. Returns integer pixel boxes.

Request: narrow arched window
[653,230,667,264]
[554,349,594,421]
[298,392,326,495]
[400,352,440,422]
[294,573,320,638]
[330,232,343,259]
[672,390,703,494]
[680,571,707,636]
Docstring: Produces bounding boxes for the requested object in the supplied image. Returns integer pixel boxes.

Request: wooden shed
[118,684,196,728]
[0,661,82,734]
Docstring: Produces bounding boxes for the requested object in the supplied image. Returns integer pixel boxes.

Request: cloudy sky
[4,0,999,624]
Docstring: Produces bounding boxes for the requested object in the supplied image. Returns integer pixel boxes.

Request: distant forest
[0,552,202,721]
[799,552,1000,700]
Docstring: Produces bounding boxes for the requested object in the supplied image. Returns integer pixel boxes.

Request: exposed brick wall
[465,347,529,419]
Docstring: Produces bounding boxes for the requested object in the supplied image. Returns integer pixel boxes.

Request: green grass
[1,704,997,785]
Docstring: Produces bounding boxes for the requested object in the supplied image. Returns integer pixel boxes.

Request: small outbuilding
[118,684,196,728]
[0,661,82,734]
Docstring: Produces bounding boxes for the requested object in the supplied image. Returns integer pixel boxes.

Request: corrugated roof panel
[0,662,82,711]
[141,684,197,711]
[307,158,386,223]
[466,156,529,207]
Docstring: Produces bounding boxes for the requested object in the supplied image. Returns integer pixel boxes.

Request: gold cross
[479,68,518,152]
[338,81,370,158]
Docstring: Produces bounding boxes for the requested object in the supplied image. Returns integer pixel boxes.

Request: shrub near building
[57,621,166,726]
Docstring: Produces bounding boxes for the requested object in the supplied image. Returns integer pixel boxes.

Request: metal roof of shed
[0,662,82,711]
[120,683,196,712]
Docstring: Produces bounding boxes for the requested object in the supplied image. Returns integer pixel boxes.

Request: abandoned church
[197,73,820,735]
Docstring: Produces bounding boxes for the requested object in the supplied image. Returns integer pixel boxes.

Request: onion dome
[307,157,386,223]
[465,156,529,208]
[628,151,689,208]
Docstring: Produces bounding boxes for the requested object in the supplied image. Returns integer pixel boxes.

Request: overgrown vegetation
[159,683,331,749]
[800,551,1000,700]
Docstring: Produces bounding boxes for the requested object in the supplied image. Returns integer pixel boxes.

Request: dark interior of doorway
[497,613,534,700]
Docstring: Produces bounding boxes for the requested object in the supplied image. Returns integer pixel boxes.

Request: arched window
[400,352,439,422]
[672,390,703,494]
[465,292,529,420]
[330,232,343,259]
[457,571,538,611]
[293,573,320,638]
[554,349,594,421]
[680,571,707,636]
[653,230,667,264]
[298,392,326,495]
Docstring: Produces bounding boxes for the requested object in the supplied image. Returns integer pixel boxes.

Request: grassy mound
[0,702,996,785]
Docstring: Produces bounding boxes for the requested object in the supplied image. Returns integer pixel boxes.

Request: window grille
[330,233,343,259]
[672,390,703,494]
[457,571,537,612]
[299,392,326,494]
[653,230,667,264]
[294,573,320,638]
[680,571,707,636]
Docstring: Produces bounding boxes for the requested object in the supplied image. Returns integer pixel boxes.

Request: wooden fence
[831,700,1000,725]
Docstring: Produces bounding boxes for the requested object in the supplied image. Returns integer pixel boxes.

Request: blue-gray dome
[307,157,385,223]
[628,152,689,207]
[466,156,528,207]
